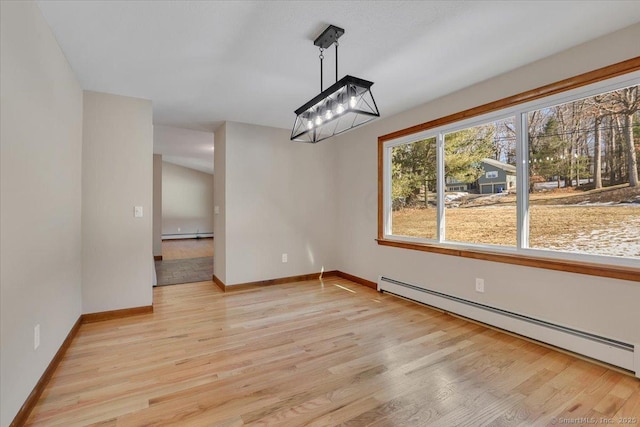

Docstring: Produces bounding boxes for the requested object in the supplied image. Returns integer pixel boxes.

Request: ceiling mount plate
[314,25,344,49]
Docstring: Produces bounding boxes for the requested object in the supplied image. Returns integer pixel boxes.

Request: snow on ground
[534,179,590,190]
[576,201,616,206]
[539,215,640,258]
[444,192,468,202]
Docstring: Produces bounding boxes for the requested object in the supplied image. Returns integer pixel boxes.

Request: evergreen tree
[444,126,495,184]
[391,138,436,209]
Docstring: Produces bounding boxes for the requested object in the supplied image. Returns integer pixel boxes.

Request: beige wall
[0,2,83,425]
[153,154,162,256]
[213,124,227,283]
[161,161,213,237]
[82,91,153,314]
[334,23,640,345]
[220,122,339,286]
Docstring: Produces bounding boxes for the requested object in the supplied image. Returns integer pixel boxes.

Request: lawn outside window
[378,59,640,281]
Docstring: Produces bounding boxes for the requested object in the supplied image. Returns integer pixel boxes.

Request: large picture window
[528,88,639,258]
[380,60,640,278]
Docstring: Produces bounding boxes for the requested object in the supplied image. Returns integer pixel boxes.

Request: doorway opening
[155,237,213,286]
[152,126,215,286]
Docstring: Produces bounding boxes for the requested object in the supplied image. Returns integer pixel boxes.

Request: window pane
[391,137,437,239]
[444,117,517,246]
[528,84,640,258]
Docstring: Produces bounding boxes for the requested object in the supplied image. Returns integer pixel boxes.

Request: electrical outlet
[475,278,485,293]
[34,324,40,350]
[134,206,143,218]
[282,253,288,263]
[178,227,181,232]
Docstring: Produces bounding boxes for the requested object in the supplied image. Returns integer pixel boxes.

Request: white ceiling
[153,125,214,174]
[37,1,640,144]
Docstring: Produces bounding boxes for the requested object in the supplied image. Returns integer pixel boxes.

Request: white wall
[161,161,214,237]
[334,23,640,346]
[153,154,162,256]
[213,124,227,283]
[220,122,339,286]
[82,91,153,313]
[0,2,83,426]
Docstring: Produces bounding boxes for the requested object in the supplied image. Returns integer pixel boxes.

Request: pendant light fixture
[291,25,380,143]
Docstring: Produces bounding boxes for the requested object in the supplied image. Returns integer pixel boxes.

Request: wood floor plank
[161,238,213,260]
[24,278,639,426]
[614,389,640,419]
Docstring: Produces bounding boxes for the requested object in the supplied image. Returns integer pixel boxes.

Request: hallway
[155,238,213,286]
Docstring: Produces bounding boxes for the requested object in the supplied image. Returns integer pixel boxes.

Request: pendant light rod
[314,25,344,90]
[319,48,324,91]
[335,42,338,82]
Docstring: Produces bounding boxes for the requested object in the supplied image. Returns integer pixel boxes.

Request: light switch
[134,206,143,218]
[214,206,220,215]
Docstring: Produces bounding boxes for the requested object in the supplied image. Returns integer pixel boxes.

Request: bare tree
[606,87,639,187]
[585,94,611,189]
[556,101,589,187]
[593,117,602,188]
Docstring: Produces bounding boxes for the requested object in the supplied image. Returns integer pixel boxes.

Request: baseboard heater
[377,276,639,378]
[162,233,213,240]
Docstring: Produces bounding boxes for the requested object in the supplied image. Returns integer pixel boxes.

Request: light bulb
[336,104,345,114]
[349,96,357,108]
[302,112,313,130]
[325,110,333,120]
[315,116,323,126]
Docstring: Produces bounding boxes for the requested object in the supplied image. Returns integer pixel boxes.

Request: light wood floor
[161,238,214,260]
[27,278,640,426]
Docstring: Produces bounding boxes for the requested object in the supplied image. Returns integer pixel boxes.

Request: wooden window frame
[377,57,640,282]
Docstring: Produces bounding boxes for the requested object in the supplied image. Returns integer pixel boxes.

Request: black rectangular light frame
[294,75,373,115]
[291,75,380,142]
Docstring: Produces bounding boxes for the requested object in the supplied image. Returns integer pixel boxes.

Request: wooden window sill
[376,238,640,283]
